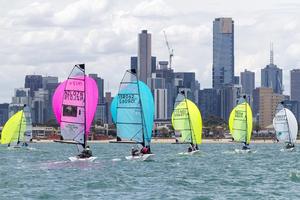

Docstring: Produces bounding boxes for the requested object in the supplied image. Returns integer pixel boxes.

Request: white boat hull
[125,154,155,161]
[68,156,97,162]
[178,150,200,155]
[280,147,295,152]
[234,149,254,154]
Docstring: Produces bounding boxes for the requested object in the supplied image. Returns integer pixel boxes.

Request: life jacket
[141,147,148,154]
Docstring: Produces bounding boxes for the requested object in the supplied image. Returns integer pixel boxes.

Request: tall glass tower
[261,45,283,94]
[212,18,234,89]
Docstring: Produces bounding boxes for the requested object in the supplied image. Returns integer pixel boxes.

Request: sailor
[131,147,139,156]
[188,143,194,152]
[242,142,250,150]
[78,146,93,158]
[286,143,295,149]
[141,146,148,154]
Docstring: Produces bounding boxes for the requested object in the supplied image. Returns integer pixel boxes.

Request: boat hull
[68,156,97,162]
[125,154,155,161]
[234,149,254,154]
[280,147,295,152]
[178,150,200,155]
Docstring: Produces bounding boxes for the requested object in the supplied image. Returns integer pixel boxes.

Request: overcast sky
[0,0,300,103]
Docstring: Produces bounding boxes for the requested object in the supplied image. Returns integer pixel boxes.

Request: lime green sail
[1,110,26,145]
[229,101,253,144]
[172,94,202,144]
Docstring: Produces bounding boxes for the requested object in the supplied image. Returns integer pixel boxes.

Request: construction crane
[163,31,174,69]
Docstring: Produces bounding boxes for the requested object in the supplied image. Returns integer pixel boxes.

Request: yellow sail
[1,111,26,144]
[172,95,202,144]
[229,102,253,144]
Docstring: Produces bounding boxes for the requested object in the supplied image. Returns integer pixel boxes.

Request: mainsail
[1,110,26,145]
[110,70,154,146]
[52,64,98,151]
[273,104,298,144]
[229,98,253,144]
[171,93,202,144]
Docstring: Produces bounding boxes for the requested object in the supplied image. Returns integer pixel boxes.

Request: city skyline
[1,0,300,103]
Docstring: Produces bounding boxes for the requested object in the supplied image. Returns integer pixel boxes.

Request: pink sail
[52,75,98,136]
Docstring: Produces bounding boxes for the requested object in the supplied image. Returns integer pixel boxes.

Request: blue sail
[111,71,154,145]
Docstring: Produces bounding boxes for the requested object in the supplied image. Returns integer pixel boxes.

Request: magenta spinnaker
[52,76,98,135]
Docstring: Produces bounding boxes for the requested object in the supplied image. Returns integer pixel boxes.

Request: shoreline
[32,138,283,144]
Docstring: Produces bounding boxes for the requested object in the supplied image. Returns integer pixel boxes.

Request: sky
[0,0,300,103]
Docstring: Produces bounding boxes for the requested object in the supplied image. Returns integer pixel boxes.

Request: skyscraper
[155,64,175,119]
[25,75,43,97]
[138,30,152,85]
[89,74,104,104]
[0,103,9,126]
[130,56,137,71]
[253,87,284,128]
[241,69,255,96]
[213,18,234,89]
[89,74,105,125]
[261,45,283,94]
[154,89,168,120]
[219,84,241,121]
[291,69,300,102]
[174,72,197,102]
[42,76,58,122]
[199,88,220,119]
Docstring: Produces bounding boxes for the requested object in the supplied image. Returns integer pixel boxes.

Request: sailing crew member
[188,143,194,152]
[131,147,139,156]
[78,146,93,158]
[286,143,295,149]
[141,145,151,154]
[242,142,250,150]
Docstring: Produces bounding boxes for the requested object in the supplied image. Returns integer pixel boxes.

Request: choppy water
[1,143,300,200]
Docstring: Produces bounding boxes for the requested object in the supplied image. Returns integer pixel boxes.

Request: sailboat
[229,96,253,153]
[110,69,155,161]
[273,102,298,151]
[1,104,32,148]
[171,92,202,155]
[52,64,98,161]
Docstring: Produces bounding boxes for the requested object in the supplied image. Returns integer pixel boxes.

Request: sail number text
[119,94,136,104]
[64,90,84,101]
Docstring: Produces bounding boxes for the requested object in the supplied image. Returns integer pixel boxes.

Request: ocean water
[1,143,300,200]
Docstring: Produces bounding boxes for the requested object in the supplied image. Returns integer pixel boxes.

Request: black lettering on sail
[119,94,137,104]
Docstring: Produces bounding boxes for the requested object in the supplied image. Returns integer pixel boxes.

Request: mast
[282,104,292,144]
[16,106,25,145]
[82,64,87,149]
[135,70,146,147]
[183,92,196,146]
[244,96,248,145]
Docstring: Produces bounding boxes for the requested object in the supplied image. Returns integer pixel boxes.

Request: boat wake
[111,158,122,162]
[289,170,300,182]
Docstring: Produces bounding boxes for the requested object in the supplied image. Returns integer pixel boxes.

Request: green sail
[1,110,26,145]
[171,94,202,144]
[229,102,253,144]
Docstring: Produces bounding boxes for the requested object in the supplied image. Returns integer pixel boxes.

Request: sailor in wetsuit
[286,143,295,149]
[77,146,93,158]
[140,146,151,154]
[242,142,250,150]
[131,147,140,156]
[188,143,198,152]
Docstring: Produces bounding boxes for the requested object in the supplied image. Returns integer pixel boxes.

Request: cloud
[53,0,108,26]
[132,0,176,18]
[1,0,300,103]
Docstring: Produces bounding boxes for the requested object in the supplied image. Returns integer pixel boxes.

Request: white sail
[273,108,298,143]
